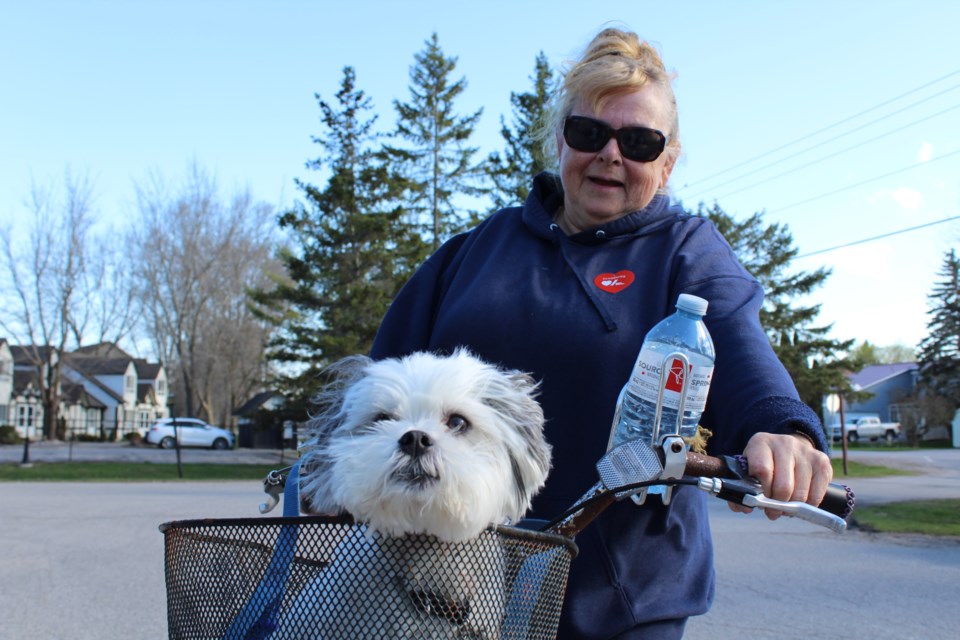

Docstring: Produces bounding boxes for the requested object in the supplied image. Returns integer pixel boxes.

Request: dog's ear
[482,369,553,518]
[298,355,372,514]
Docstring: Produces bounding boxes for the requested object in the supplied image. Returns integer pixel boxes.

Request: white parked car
[145,418,235,450]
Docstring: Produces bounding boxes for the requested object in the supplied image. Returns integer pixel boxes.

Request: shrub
[0,425,23,445]
[125,432,143,446]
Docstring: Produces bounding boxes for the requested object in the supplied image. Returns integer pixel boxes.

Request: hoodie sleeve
[671,220,827,455]
[370,232,471,360]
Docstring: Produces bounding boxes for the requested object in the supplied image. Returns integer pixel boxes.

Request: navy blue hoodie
[371,173,825,638]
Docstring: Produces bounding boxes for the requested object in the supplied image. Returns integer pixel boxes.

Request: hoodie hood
[520,172,690,331]
[522,172,684,245]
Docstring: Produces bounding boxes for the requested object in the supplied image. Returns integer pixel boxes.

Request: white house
[64,350,169,438]
[60,381,108,438]
[1,340,169,440]
[134,359,169,429]
[0,339,13,426]
[8,345,54,439]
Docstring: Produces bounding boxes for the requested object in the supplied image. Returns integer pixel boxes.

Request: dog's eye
[446,414,470,433]
[373,412,395,423]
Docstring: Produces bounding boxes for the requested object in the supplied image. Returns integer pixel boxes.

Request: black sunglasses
[563,115,667,163]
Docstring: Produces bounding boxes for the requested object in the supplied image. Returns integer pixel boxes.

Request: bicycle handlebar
[545,448,854,538]
[684,451,855,521]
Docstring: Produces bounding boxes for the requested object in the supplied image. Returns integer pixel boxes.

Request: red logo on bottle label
[664,358,687,392]
[594,270,635,293]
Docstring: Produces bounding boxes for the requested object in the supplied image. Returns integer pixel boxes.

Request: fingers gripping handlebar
[545,440,854,537]
[684,451,855,521]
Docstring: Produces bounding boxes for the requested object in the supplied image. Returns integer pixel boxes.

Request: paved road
[685,500,960,640]
[1,444,958,639]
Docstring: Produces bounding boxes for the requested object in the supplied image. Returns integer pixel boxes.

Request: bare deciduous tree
[130,166,278,427]
[0,174,94,440]
[69,233,141,347]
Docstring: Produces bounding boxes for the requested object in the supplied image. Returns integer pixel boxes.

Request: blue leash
[222,462,301,640]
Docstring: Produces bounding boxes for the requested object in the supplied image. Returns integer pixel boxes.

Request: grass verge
[831,459,912,478]
[853,499,960,537]
[0,461,280,481]
[828,459,959,538]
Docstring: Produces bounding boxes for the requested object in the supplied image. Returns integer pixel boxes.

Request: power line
[678,68,960,192]
[794,215,960,259]
[705,101,960,202]
[767,148,960,215]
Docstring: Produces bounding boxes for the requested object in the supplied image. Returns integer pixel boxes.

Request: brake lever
[697,477,847,533]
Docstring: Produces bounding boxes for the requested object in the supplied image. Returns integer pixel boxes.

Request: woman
[371,27,832,639]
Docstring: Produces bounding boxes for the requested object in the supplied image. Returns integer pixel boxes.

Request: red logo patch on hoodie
[594,270,635,294]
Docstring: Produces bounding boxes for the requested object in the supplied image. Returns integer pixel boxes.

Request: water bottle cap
[676,293,708,316]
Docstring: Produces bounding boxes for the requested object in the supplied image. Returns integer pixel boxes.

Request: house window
[125,375,135,393]
[17,405,35,428]
[137,410,151,430]
[0,404,8,424]
[157,379,166,395]
[86,408,100,431]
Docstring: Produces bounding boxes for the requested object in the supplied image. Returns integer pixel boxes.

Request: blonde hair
[540,28,681,169]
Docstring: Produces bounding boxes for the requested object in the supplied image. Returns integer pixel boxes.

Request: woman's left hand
[727,431,834,519]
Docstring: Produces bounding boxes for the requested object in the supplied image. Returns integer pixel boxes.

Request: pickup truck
[831,416,901,443]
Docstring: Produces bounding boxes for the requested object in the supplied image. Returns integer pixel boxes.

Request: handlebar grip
[818,482,856,521]
[684,451,855,520]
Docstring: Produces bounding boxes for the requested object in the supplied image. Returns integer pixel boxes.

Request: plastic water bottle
[607,294,716,454]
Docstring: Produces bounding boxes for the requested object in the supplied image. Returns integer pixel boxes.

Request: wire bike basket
[160,514,577,640]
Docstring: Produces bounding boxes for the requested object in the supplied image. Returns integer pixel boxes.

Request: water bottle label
[631,348,713,411]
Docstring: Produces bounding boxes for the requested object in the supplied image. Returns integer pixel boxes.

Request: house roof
[66,356,132,376]
[13,369,41,396]
[848,362,918,390]
[62,382,108,409]
[234,390,283,416]
[64,364,125,403]
[137,382,156,403]
[134,359,162,379]
[11,345,57,366]
[71,342,132,359]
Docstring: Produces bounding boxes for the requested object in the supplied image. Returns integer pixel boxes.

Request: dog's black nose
[398,430,433,457]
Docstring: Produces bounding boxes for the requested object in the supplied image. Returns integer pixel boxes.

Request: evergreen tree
[486,51,556,210]
[849,340,917,365]
[251,67,421,411]
[385,33,486,249]
[917,249,960,403]
[696,203,858,417]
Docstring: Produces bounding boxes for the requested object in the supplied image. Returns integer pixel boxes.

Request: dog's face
[299,350,552,542]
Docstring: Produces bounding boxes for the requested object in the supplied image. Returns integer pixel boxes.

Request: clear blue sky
[2,0,958,352]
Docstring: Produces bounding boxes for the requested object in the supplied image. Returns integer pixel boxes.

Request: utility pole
[838,392,849,476]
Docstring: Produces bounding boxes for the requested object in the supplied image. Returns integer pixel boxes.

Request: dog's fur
[277,349,552,639]
[298,349,552,541]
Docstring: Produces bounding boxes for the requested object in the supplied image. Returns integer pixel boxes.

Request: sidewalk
[0,440,296,466]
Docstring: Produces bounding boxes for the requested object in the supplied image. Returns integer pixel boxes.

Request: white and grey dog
[277,349,552,639]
